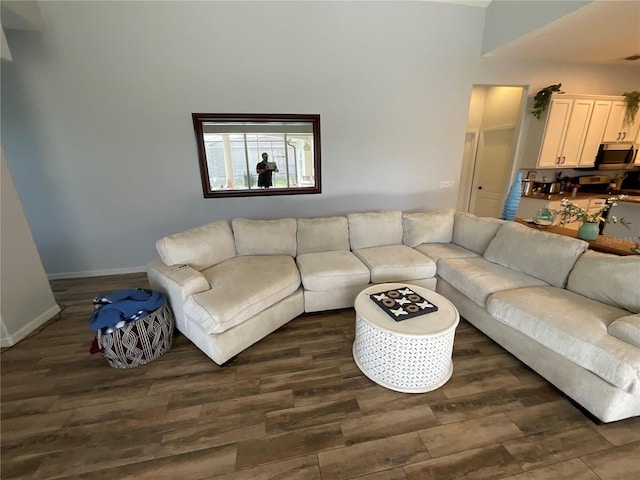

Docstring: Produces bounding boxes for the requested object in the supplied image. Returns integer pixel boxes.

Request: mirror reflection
[192,113,321,197]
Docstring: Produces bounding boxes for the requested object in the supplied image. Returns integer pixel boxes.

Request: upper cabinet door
[602,100,640,142]
[537,98,572,167]
[579,100,612,167]
[559,99,594,167]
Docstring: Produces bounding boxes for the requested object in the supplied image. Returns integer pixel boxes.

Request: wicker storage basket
[97,302,174,368]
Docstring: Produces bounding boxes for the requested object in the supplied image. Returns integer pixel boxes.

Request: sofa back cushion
[297,216,350,254]
[155,220,236,271]
[452,213,504,254]
[232,218,297,256]
[566,251,640,313]
[402,209,454,247]
[348,211,403,250]
[484,222,588,288]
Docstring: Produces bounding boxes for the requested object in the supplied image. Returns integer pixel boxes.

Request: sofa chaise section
[148,218,304,365]
[437,279,640,423]
[437,220,640,422]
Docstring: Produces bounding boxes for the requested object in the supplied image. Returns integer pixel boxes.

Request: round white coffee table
[353,283,459,393]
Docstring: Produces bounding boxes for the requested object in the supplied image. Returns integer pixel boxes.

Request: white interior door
[456,130,479,212]
[469,126,515,218]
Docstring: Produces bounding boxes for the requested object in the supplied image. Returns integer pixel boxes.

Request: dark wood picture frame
[192,113,322,198]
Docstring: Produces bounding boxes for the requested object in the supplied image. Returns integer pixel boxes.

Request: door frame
[456,129,480,213]
[459,84,530,217]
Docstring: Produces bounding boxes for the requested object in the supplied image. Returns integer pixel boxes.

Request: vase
[533,208,555,226]
[501,173,522,221]
[577,222,599,241]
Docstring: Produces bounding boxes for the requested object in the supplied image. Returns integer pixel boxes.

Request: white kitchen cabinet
[587,197,608,216]
[635,122,640,165]
[602,100,640,143]
[522,96,595,168]
[579,100,612,167]
[536,98,573,168]
[560,99,596,167]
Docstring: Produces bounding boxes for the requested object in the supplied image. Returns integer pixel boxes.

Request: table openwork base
[352,283,459,393]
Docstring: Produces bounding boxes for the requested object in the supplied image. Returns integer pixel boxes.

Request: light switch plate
[440,180,455,189]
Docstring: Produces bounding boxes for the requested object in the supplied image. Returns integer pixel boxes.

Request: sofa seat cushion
[484,222,588,288]
[437,257,547,307]
[184,255,300,334]
[566,250,640,313]
[487,286,640,395]
[353,244,436,283]
[608,314,640,348]
[296,250,370,291]
[414,243,480,262]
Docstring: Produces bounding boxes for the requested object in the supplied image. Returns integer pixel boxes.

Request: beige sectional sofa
[147,209,640,423]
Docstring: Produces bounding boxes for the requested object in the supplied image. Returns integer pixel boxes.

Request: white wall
[2,1,639,277]
[480,86,524,129]
[1,148,60,346]
[2,1,484,276]
[466,86,486,130]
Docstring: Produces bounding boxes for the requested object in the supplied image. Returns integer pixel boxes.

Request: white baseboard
[0,304,62,348]
[47,266,147,280]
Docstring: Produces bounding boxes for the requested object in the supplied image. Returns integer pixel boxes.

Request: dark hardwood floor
[2,273,639,479]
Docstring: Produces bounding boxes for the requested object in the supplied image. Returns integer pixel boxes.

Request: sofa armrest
[147,258,210,297]
[608,314,640,349]
[147,258,210,327]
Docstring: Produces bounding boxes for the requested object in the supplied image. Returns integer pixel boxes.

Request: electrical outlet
[440,180,455,189]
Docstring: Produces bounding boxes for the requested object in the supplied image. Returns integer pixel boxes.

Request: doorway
[457,85,528,217]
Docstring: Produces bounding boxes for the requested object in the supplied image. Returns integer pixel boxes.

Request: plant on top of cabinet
[623,91,640,126]
[531,83,564,119]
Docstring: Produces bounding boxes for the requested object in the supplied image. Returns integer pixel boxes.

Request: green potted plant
[623,90,640,126]
[531,83,563,119]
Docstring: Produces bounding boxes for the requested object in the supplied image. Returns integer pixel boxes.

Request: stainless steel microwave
[595,143,638,170]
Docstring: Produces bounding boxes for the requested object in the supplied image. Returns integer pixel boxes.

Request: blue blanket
[89,289,166,332]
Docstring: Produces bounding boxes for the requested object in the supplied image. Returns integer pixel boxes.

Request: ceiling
[478,0,640,66]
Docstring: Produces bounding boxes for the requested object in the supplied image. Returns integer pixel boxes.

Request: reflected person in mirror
[256,152,278,188]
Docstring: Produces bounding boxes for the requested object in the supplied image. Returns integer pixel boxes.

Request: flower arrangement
[554,195,630,227]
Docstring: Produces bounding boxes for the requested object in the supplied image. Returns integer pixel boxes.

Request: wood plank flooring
[2,273,639,479]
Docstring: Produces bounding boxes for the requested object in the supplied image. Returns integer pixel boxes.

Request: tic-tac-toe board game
[369,286,438,322]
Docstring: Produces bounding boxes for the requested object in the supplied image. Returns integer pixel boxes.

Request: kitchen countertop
[515,218,639,256]
[522,192,640,204]
[521,192,607,201]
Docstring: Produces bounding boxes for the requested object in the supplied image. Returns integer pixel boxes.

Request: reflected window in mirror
[192,113,322,197]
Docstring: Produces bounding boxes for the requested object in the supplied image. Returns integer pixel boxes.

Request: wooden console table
[515,218,638,256]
